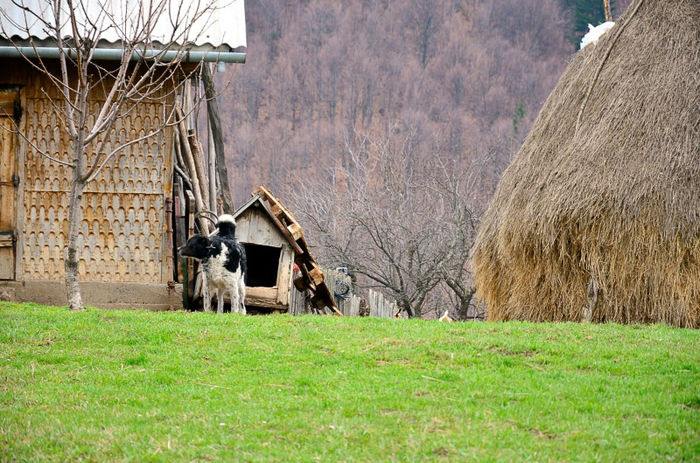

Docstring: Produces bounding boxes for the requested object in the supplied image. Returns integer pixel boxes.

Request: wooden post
[165,197,174,283]
[174,128,187,173]
[174,181,184,283]
[185,189,196,306]
[206,64,217,213]
[603,0,612,21]
[207,109,217,212]
[176,106,209,234]
[187,129,210,214]
[201,63,235,213]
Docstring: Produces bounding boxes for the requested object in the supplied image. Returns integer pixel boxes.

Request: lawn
[0,302,698,462]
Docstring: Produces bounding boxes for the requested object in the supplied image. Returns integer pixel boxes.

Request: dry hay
[472,0,700,327]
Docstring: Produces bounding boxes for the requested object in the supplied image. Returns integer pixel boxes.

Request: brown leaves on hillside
[217,0,573,208]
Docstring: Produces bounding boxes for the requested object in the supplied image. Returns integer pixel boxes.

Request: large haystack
[472,0,699,327]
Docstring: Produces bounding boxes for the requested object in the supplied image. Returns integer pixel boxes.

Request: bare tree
[219,0,571,205]
[1,0,220,310]
[292,127,480,318]
[430,158,480,320]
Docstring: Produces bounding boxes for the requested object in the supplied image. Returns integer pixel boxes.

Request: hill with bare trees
[215,0,576,204]
[215,0,633,205]
[208,0,634,317]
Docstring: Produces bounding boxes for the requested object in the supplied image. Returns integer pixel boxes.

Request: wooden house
[0,1,246,309]
[234,186,340,314]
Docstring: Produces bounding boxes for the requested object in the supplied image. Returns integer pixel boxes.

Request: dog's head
[178,234,213,260]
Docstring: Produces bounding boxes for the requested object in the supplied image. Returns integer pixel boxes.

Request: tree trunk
[401,297,415,318]
[65,176,85,311]
[456,289,475,321]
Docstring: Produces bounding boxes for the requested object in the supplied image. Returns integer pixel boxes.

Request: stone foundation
[0,280,183,310]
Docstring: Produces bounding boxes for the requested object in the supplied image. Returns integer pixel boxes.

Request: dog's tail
[216,214,237,237]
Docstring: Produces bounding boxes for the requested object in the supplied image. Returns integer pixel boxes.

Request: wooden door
[0,88,19,280]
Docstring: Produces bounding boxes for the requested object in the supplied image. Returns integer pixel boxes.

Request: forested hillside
[206,0,636,317]
[216,0,631,206]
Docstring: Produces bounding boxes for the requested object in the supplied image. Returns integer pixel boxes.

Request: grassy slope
[0,303,698,462]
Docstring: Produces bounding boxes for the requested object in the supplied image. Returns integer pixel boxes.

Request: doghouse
[233,186,340,314]
[232,195,296,311]
[0,1,246,309]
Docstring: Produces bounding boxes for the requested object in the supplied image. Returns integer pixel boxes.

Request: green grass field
[0,302,698,462]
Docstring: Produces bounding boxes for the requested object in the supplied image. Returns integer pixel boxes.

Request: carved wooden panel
[21,92,172,283]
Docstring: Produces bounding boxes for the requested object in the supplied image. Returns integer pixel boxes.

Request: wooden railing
[290,267,403,319]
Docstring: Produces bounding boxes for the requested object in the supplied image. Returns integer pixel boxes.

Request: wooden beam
[307,264,324,286]
[603,0,612,21]
[254,185,299,224]
[247,285,279,300]
[185,189,196,306]
[201,64,234,213]
[287,222,303,240]
[244,294,288,311]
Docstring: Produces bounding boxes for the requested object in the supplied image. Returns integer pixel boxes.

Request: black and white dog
[179,214,247,314]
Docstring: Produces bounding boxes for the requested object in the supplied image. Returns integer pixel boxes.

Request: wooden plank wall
[236,206,295,309]
[0,89,18,280]
[16,71,173,283]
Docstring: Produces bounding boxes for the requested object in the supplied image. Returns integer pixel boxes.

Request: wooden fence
[290,267,403,318]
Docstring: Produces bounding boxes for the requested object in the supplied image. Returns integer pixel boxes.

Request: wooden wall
[235,205,295,310]
[0,88,19,280]
[1,60,174,284]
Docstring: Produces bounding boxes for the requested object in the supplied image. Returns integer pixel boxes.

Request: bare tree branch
[292,126,481,318]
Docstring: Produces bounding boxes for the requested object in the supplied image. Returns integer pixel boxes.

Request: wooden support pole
[185,189,196,307]
[208,109,217,213]
[206,64,217,213]
[201,63,235,213]
[187,129,210,214]
[176,106,209,234]
[165,197,174,283]
[603,0,612,21]
[174,181,185,283]
[174,128,187,173]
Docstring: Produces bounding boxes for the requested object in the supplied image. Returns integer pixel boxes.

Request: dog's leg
[201,271,212,312]
[238,278,247,315]
[230,285,240,314]
[216,287,224,314]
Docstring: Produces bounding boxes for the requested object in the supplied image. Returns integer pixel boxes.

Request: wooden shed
[233,186,340,314]
[0,78,178,309]
[0,1,246,309]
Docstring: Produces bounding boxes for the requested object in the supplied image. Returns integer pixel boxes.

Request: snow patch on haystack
[580,22,615,49]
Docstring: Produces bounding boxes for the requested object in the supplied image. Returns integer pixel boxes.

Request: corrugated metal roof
[0,0,246,51]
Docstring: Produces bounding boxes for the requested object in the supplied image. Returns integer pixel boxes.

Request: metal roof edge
[0,45,245,63]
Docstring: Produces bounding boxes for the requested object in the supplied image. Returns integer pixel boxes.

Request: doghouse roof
[233,194,303,255]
